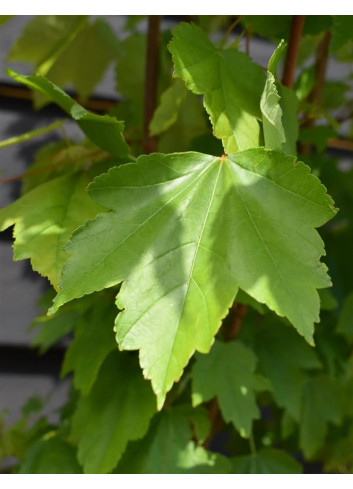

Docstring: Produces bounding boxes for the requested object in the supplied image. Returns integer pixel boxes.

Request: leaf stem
[221,16,243,48]
[282,15,305,88]
[0,120,65,149]
[143,15,160,154]
[249,431,257,455]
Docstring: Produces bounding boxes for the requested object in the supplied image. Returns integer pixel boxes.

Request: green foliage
[192,340,269,437]
[1,15,352,474]
[0,170,104,288]
[8,16,118,105]
[300,377,343,458]
[18,436,83,474]
[114,406,231,474]
[71,352,156,473]
[232,448,302,474]
[7,70,129,157]
[169,22,265,152]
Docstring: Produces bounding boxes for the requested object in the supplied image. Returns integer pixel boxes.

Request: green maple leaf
[114,406,231,474]
[51,148,335,407]
[71,352,156,474]
[0,172,104,289]
[192,340,269,437]
[169,22,265,153]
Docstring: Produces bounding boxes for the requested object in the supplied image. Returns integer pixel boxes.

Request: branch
[282,15,305,88]
[143,15,160,154]
[308,31,332,110]
[300,30,332,154]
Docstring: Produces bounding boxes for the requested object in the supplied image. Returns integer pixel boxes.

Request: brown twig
[143,15,160,154]
[222,16,244,48]
[300,30,332,154]
[226,303,248,341]
[308,31,332,111]
[0,83,117,113]
[282,16,305,88]
[202,398,224,449]
[327,138,353,152]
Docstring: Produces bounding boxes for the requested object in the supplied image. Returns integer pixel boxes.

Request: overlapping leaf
[114,406,231,474]
[17,437,82,474]
[232,448,302,474]
[169,22,265,153]
[192,340,269,437]
[150,79,208,153]
[61,293,117,394]
[7,70,129,157]
[260,40,298,156]
[0,171,104,289]
[51,148,335,407]
[337,291,353,342]
[71,352,156,474]
[299,376,343,458]
[8,16,118,103]
[254,317,322,420]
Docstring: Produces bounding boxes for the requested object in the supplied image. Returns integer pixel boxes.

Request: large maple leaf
[51,148,336,407]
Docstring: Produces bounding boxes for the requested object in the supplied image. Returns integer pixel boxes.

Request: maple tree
[1,14,353,474]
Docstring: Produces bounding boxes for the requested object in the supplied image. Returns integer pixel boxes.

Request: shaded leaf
[8,16,118,102]
[254,317,322,420]
[192,340,268,437]
[30,310,77,354]
[71,352,156,474]
[0,172,104,289]
[299,376,343,458]
[299,126,337,153]
[330,16,353,53]
[61,292,117,394]
[44,19,119,100]
[51,149,335,407]
[152,80,208,153]
[17,436,82,474]
[169,22,265,152]
[232,448,302,474]
[277,85,298,156]
[7,70,129,157]
[8,16,88,67]
[318,288,338,311]
[114,406,231,474]
[337,291,353,341]
[150,78,190,135]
